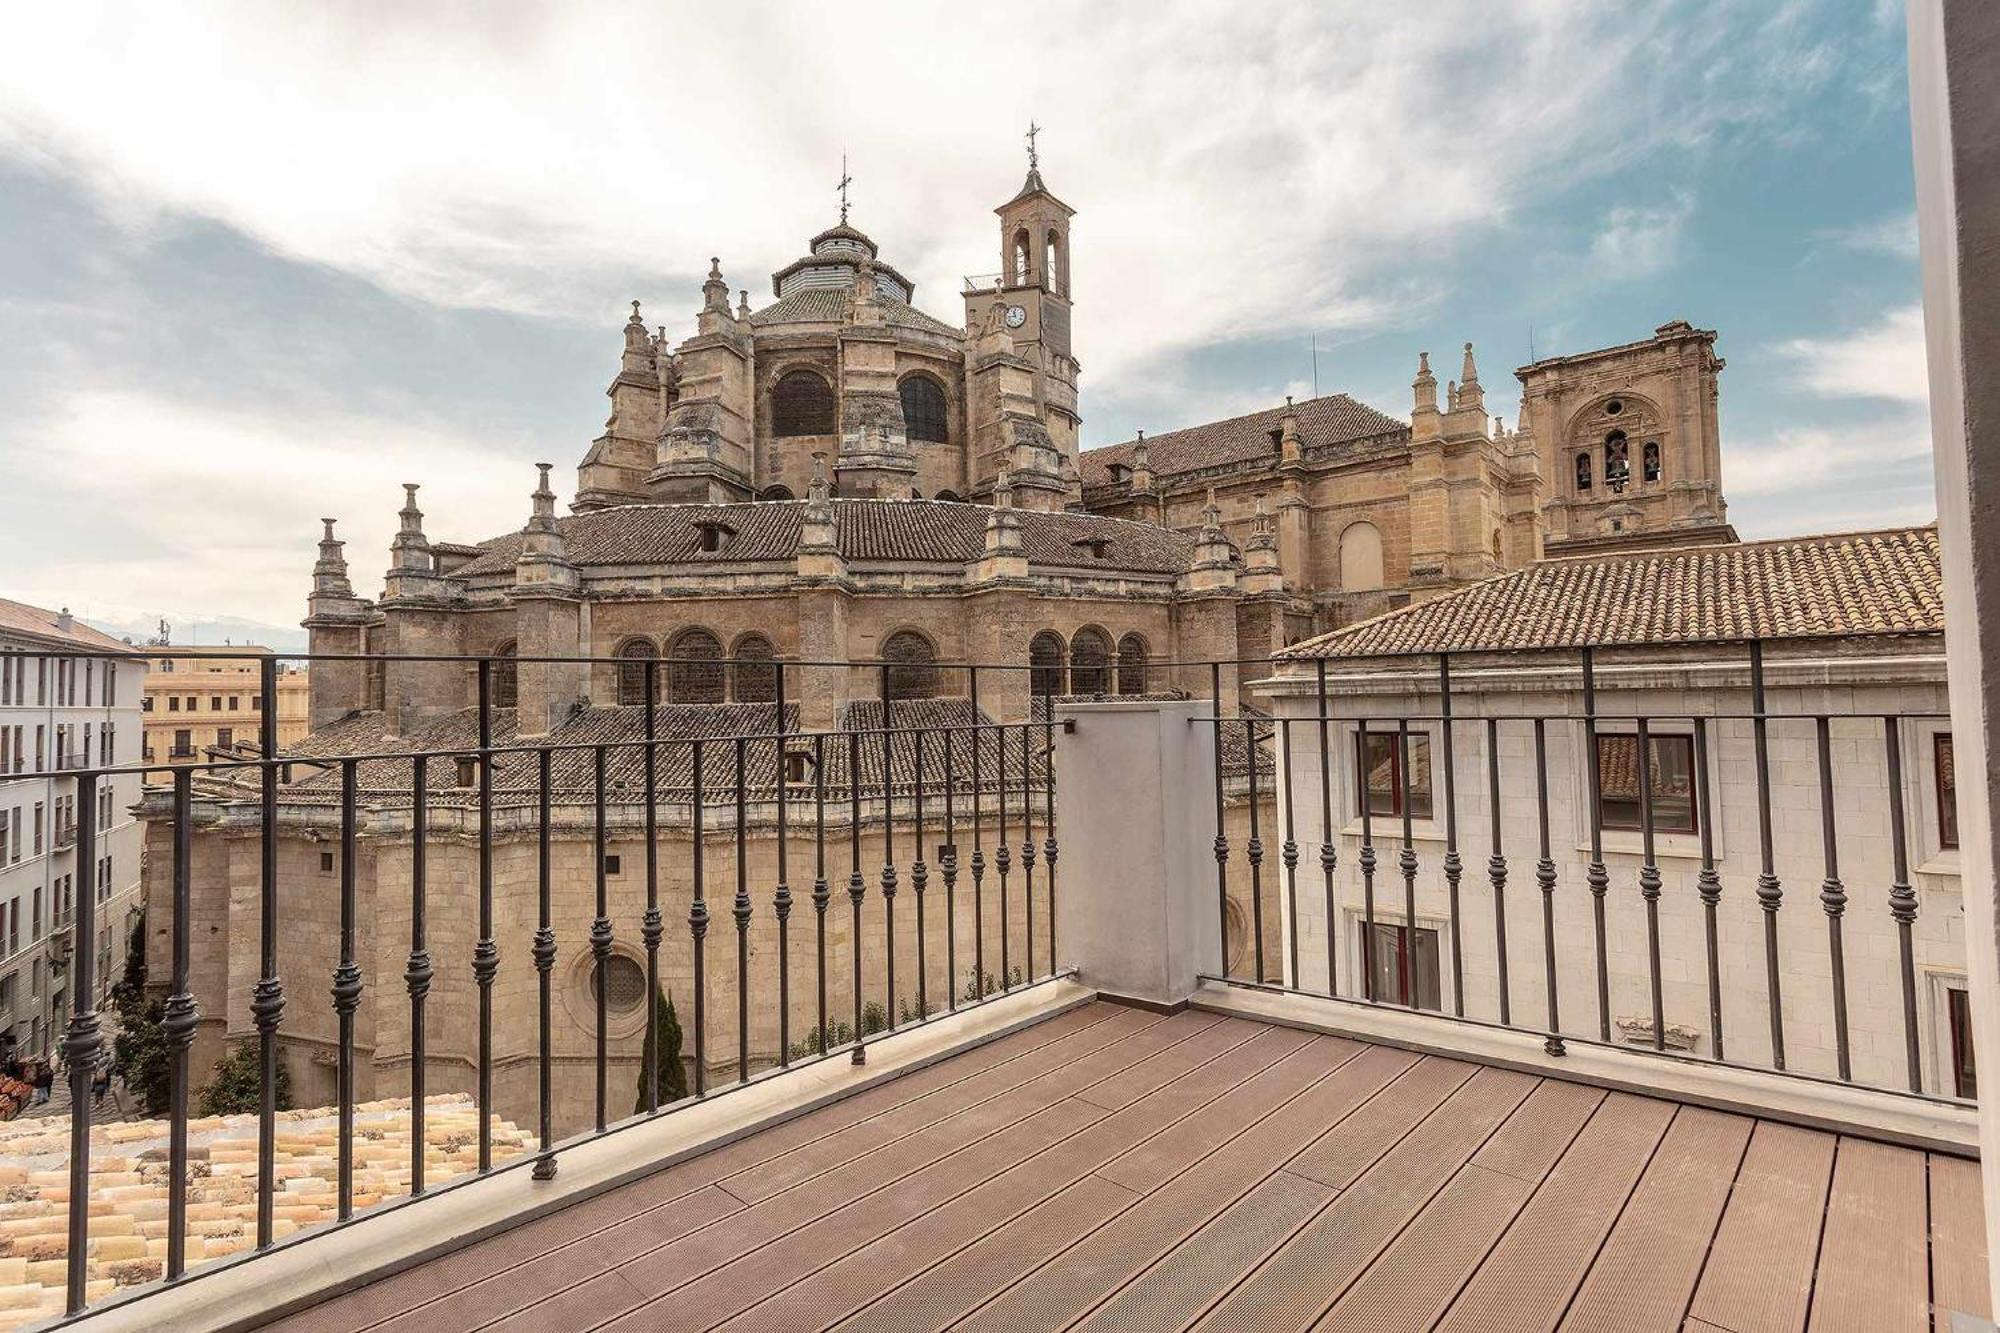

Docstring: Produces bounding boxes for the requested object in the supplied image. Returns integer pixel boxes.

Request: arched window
[1012,229,1032,286]
[933,489,961,503]
[759,484,795,502]
[1643,440,1662,483]
[1339,522,1385,593]
[616,638,657,707]
[1069,628,1111,695]
[1575,452,1593,492]
[731,634,777,703]
[667,628,724,703]
[899,376,948,443]
[881,630,938,700]
[1045,230,1063,296]
[1116,633,1149,695]
[1029,632,1067,698]
[1604,430,1630,488]
[488,641,517,710]
[772,370,835,437]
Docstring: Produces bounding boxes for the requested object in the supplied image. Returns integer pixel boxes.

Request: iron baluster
[1693,717,1724,1062]
[1637,718,1665,1052]
[813,733,830,1053]
[642,660,664,1104]
[1246,716,1267,983]
[409,754,432,1189]
[473,659,498,1170]
[1397,719,1418,1008]
[333,759,363,1220]
[1749,641,1786,1069]
[531,748,556,1178]
[1882,717,1923,1091]
[690,738,709,1096]
[1439,656,1464,1017]
[1043,714,1058,975]
[879,668,897,1027]
[849,730,866,1062]
[913,727,929,1018]
[970,670,986,995]
[1212,663,1231,976]
[63,771,100,1314]
[773,663,792,1064]
[943,727,959,1009]
[1534,718,1564,1056]
[1485,717,1510,1027]
[735,736,753,1081]
[1581,648,1611,1042]
[996,717,1012,989]
[1020,725,1037,984]
[1816,716,1852,1080]
[1316,660,1336,997]
[591,744,611,1130]
[253,656,283,1245]
[1280,718,1300,988]
[1359,716,1378,1002]
[164,770,199,1278]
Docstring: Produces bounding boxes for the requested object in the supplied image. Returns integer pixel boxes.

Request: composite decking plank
[629,1019,1279,1333]
[263,1000,1124,1333]
[830,1034,1363,1333]
[1685,1121,1837,1333]
[1805,1138,1930,1333]
[950,1044,1430,1333]
[1309,1081,1605,1331]
[1188,1066,1538,1332]
[1073,1170,1335,1333]
[1435,1091,1676,1333]
[717,1025,1316,1333]
[1930,1154,1991,1325]
[471,1007,1190,1333]
[1556,1105,1753,1333]
[717,1009,1195,1204]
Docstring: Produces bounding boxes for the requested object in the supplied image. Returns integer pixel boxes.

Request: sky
[0,1,1930,652]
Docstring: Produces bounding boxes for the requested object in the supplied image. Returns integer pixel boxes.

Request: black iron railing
[25,646,1097,1321]
[1203,643,1961,1105]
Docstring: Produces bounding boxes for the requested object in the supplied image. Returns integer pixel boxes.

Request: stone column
[1910,0,2000,1309]
[1053,699,1222,1006]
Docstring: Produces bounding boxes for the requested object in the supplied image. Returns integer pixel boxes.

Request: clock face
[1003,304,1028,329]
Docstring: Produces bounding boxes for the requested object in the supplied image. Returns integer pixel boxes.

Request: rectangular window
[1367,922,1441,1010]
[1938,733,1959,850]
[603,854,623,876]
[168,696,179,712]
[173,728,191,756]
[32,804,42,855]
[1596,733,1698,834]
[210,695,222,711]
[320,851,335,874]
[217,727,233,749]
[229,695,240,711]
[1357,731,1432,819]
[1949,985,1977,1099]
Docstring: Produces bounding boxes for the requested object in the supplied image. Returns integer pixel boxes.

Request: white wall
[1261,651,1967,1096]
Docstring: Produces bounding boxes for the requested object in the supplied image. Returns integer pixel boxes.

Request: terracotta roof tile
[748,288,961,338]
[1079,394,1407,488]
[449,501,1192,579]
[1278,525,1944,660]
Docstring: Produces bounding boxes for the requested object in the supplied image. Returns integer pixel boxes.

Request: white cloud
[0,1,1833,385]
[1782,303,1930,403]
[1724,420,1931,498]
[1587,192,1695,278]
[1,389,537,625]
[1819,209,1920,259]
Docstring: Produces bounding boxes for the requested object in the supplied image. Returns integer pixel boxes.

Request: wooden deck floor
[262,1003,1989,1333]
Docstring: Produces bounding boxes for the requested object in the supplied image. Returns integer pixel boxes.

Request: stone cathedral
[302,141,1738,732]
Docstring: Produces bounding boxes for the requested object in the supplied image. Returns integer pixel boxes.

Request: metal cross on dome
[837,154,852,225]
[1025,121,1041,169]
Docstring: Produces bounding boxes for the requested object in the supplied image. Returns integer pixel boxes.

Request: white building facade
[0,598,146,1068]
[1257,526,1969,1099]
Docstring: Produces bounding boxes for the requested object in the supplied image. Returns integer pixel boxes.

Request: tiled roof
[0,1095,529,1328]
[0,597,130,653]
[1278,525,1944,660]
[1079,394,1408,489]
[214,697,1059,810]
[449,501,1193,579]
[748,288,962,338]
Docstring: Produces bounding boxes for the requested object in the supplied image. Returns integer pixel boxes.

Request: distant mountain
[78,612,309,657]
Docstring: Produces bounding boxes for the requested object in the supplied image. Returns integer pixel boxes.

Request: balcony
[27,650,1993,1333]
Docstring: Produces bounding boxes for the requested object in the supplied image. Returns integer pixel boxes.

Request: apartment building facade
[139,643,308,775]
[0,598,146,1067]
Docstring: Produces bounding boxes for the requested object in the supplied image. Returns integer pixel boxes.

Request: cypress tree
[635,989,688,1113]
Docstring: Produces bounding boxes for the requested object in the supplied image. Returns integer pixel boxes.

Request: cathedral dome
[771,218,917,305]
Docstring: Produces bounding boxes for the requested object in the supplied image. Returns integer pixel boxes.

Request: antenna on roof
[1527,323,1536,363]
[1311,333,1319,399]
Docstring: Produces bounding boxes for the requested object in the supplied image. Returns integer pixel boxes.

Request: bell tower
[964,125,1081,509]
